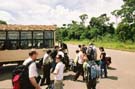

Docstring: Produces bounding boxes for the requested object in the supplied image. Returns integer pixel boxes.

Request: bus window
[0,31,6,50]
[44,31,54,48]
[7,31,19,50]
[44,31,54,39]
[8,31,19,39]
[20,31,32,49]
[33,31,43,48]
[0,41,4,50]
[44,40,54,48]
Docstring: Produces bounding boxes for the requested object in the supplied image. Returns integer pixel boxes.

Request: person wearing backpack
[99,47,108,78]
[23,50,41,89]
[83,54,100,89]
[40,50,52,86]
[86,43,97,61]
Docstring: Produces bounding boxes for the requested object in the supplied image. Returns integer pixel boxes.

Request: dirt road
[0,44,135,89]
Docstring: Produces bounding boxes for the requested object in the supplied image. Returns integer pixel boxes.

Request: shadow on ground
[107,76,118,80]
[64,74,74,80]
[108,67,117,70]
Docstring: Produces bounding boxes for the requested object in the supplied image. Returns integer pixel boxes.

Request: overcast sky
[0,0,123,26]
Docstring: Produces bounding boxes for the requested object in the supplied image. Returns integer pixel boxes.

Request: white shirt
[23,57,38,78]
[43,53,49,64]
[54,62,65,80]
[78,51,83,64]
[58,51,64,57]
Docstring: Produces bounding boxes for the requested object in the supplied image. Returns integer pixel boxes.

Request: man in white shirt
[53,55,65,89]
[23,50,41,89]
[74,49,85,81]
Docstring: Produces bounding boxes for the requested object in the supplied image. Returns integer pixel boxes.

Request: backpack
[12,61,34,89]
[86,46,95,60]
[86,61,100,81]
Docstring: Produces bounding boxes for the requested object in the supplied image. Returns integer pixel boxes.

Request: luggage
[12,61,34,89]
[86,61,100,81]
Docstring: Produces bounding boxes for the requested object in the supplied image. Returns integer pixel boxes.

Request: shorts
[54,80,63,89]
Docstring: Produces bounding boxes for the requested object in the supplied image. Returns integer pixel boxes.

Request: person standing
[41,50,52,86]
[23,50,41,89]
[83,54,98,89]
[53,55,65,89]
[51,46,59,72]
[73,49,85,81]
[99,47,108,78]
[87,43,97,60]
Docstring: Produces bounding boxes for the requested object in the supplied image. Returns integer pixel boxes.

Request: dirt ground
[0,44,135,89]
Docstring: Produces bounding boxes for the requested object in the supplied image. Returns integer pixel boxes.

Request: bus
[0,24,56,66]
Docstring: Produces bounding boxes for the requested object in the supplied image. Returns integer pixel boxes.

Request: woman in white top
[53,55,65,89]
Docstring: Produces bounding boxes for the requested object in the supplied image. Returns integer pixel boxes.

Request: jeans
[101,61,107,77]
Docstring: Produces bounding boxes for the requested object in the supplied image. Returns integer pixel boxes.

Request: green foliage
[112,0,135,42]
[56,14,115,42]
[0,20,7,25]
[56,0,135,44]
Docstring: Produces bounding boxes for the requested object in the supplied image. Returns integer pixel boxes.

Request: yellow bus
[0,24,56,66]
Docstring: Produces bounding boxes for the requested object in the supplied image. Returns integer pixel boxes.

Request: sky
[0,0,124,26]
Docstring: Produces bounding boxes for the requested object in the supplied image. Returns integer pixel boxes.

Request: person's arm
[100,53,103,60]
[53,64,59,75]
[29,77,41,89]
[53,68,59,75]
[29,63,40,89]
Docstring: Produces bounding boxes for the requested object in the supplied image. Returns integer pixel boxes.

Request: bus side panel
[0,49,45,63]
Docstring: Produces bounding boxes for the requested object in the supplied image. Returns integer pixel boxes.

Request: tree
[0,20,7,25]
[112,0,135,42]
[79,14,88,25]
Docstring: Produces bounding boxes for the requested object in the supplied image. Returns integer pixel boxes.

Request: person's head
[82,44,85,47]
[59,48,63,51]
[78,45,82,48]
[76,50,79,54]
[99,47,104,52]
[54,46,59,51]
[89,42,94,46]
[55,55,62,63]
[83,54,88,62]
[29,50,38,60]
[47,50,52,55]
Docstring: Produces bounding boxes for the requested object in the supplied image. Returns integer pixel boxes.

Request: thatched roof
[0,24,57,31]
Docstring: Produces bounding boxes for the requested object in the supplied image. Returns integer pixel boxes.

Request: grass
[64,40,135,52]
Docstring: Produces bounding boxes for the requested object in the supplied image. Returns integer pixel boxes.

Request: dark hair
[59,48,63,51]
[47,50,52,54]
[29,51,37,56]
[54,46,59,49]
[78,45,81,48]
[82,44,85,47]
[76,50,79,53]
[99,47,104,51]
[57,55,62,60]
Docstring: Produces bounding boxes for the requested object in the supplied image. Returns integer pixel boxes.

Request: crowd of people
[12,43,111,89]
